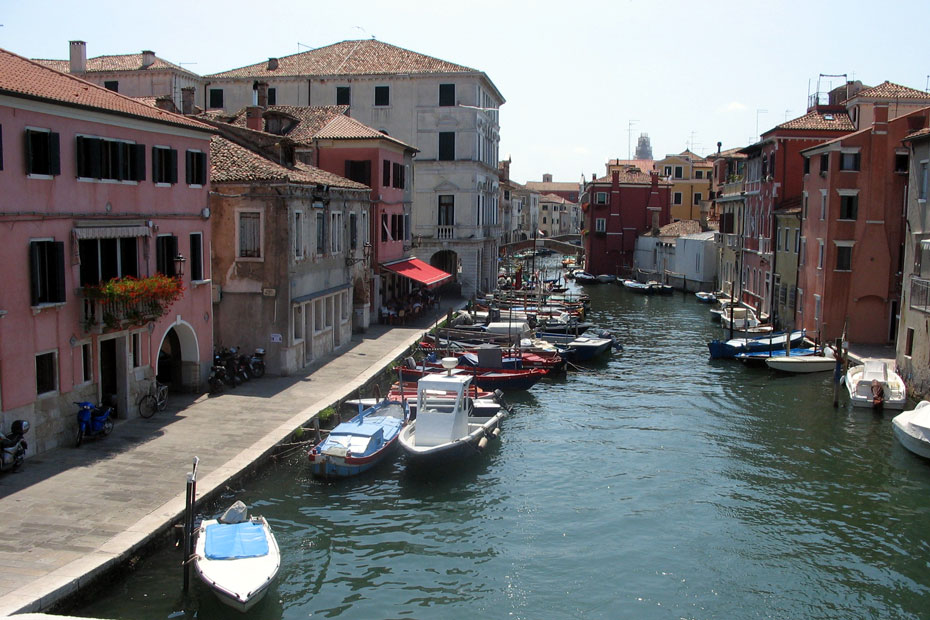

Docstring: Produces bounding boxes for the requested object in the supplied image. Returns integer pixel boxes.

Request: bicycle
[138,380,168,419]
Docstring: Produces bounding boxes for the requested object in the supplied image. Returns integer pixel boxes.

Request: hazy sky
[3,0,928,185]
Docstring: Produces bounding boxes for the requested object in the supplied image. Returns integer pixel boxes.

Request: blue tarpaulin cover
[204,521,269,560]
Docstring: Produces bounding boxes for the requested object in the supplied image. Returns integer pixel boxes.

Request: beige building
[655,150,713,221]
[539,194,577,236]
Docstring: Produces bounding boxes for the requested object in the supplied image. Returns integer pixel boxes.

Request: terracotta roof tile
[313,113,417,150]
[209,135,368,189]
[0,47,211,132]
[33,53,197,76]
[206,39,477,79]
[225,105,348,143]
[606,158,655,172]
[592,167,656,184]
[539,193,574,204]
[657,220,703,237]
[774,109,855,132]
[848,80,930,101]
[904,127,930,142]
[525,180,582,192]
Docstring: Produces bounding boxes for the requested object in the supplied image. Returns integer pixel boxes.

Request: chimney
[267,57,279,71]
[141,50,155,69]
[256,82,269,108]
[246,106,263,131]
[69,40,86,74]
[543,173,553,183]
[181,87,195,115]
[873,103,889,126]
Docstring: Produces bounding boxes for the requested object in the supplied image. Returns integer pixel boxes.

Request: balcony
[79,274,184,333]
[82,296,163,333]
[718,178,745,196]
[437,225,454,240]
[910,277,930,313]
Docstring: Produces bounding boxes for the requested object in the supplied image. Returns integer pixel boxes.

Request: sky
[3,0,929,185]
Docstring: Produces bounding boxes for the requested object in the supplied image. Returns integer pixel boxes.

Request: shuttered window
[152,146,178,184]
[25,129,60,176]
[76,136,145,181]
[239,212,262,258]
[29,240,66,305]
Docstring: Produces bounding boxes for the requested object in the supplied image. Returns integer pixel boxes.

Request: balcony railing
[437,226,454,240]
[718,179,745,196]
[910,276,930,313]
[82,296,163,333]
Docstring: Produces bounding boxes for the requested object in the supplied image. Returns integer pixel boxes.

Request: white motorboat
[720,306,761,331]
[844,360,907,410]
[398,358,506,465]
[596,274,617,284]
[892,401,930,459]
[194,501,281,612]
[765,347,838,373]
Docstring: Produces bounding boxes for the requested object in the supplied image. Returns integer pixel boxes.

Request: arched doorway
[156,321,200,391]
[430,250,459,294]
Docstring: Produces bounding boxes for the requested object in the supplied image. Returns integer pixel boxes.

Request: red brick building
[581,168,670,276]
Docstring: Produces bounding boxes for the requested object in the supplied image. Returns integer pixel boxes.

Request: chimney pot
[69,40,87,74]
[267,57,279,71]
[141,50,155,68]
[181,87,195,115]
[246,106,263,131]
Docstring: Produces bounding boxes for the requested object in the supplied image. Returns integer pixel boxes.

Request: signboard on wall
[270,333,283,343]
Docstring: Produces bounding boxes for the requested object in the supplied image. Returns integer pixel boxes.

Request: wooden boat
[535,331,618,361]
[707,330,805,359]
[765,347,837,373]
[573,271,597,284]
[307,399,407,477]
[194,502,280,612]
[621,279,654,293]
[398,360,506,465]
[395,359,548,391]
[695,291,717,303]
[844,360,907,410]
[646,280,673,294]
[892,401,930,459]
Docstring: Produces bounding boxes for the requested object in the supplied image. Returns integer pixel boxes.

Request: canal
[76,279,930,619]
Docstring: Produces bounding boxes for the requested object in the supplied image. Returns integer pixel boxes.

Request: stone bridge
[501,235,582,256]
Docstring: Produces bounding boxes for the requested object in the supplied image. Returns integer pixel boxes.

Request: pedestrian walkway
[0,300,463,616]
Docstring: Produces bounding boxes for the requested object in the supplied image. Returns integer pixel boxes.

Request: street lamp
[174,253,186,277]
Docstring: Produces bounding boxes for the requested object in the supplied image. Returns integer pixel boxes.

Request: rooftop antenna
[353,25,376,40]
[755,109,768,142]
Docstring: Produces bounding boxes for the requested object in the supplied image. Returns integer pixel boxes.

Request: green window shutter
[53,241,66,302]
[132,144,146,181]
[29,241,41,305]
[185,151,193,185]
[169,149,178,184]
[152,146,160,182]
[48,132,60,176]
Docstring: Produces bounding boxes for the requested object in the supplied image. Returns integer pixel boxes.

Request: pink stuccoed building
[0,48,215,455]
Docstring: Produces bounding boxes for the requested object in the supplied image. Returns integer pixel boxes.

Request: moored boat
[892,401,930,459]
[573,271,597,284]
[194,501,280,613]
[844,360,907,410]
[398,359,506,465]
[765,347,837,373]
[308,399,407,477]
[707,330,805,359]
[596,274,617,284]
[695,291,717,303]
[621,279,654,293]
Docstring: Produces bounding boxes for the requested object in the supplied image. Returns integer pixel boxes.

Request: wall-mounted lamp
[174,253,187,277]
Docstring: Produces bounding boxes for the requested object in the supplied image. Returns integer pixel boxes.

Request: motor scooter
[249,348,266,378]
[74,401,114,447]
[0,420,29,472]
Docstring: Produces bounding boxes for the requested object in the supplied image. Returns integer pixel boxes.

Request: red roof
[381,258,452,288]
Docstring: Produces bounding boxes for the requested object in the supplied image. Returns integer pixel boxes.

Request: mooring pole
[832,338,844,408]
[182,456,199,593]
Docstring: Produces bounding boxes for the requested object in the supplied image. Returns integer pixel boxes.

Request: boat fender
[478,436,489,450]
[491,427,501,438]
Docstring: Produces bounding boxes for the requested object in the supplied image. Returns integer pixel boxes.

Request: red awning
[381,258,452,289]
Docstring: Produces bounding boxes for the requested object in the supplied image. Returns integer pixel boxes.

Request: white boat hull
[765,353,836,373]
[892,402,930,459]
[844,361,907,410]
[399,413,504,464]
[194,517,280,612]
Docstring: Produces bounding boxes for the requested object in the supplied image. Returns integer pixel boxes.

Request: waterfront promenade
[0,301,461,617]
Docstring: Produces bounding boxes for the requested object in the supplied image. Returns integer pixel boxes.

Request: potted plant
[84,274,185,329]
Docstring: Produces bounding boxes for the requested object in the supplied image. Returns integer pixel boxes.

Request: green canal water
[75,282,930,619]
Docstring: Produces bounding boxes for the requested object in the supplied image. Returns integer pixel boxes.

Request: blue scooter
[74,402,114,447]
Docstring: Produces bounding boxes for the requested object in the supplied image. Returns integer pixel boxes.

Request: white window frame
[817,239,824,270]
[330,212,343,254]
[595,218,607,233]
[79,342,93,385]
[834,240,855,272]
[293,303,305,343]
[294,210,305,260]
[35,348,58,397]
[820,189,828,221]
[594,192,608,205]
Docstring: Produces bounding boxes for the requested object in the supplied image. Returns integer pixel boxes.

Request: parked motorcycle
[208,362,231,394]
[0,420,29,473]
[74,401,114,447]
[230,347,251,383]
[248,347,266,378]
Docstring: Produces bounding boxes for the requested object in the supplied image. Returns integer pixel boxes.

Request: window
[802,193,808,219]
[102,80,118,92]
[345,160,371,185]
[185,150,207,186]
[316,212,326,254]
[839,195,858,220]
[695,170,704,179]
[131,333,142,368]
[795,229,800,254]
[919,162,929,201]
[238,211,262,258]
[594,192,608,205]
[374,86,390,107]
[819,153,829,175]
[438,195,454,226]
[79,237,138,285]
[836,245,852,271]
[673,192,682,205]
[350,212,358,249]
[35,351,57,395]
[383,160,391,187]
[906,327,915,357]
[800,237,806,265]
[267,88,276,106]
[381,212,390,241]
[820,191,827,220]
[81,343,93,383]
[292,211,303,259]
[663,165,672,176]
[77,136,145,181]
[818,239,824,269]
[152,146,178,184]
[840,152,860,171]
[189,232,204,280]
[209,88,224,109]
[156,235,178,276]
[336,86,351,106]
[674,166,683,179]
[29,240,66,305]
[392,162,404,189]
[694,192,702,203]
[293,304,304,341]
[595,218,606,232]
[895,153,909,173]
[803,157,810,174]
[439,132,455,161]
[439,83,455,106]
[25,129,60,176]
[314,298,323,332]
[330,212,342,254]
